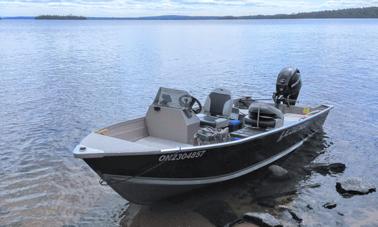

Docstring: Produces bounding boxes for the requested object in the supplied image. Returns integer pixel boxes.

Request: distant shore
[102,7,378,20]
[35,15,87,20]
[1,7,378,20]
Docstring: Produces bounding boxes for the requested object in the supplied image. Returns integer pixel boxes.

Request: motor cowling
[273,67,302,106]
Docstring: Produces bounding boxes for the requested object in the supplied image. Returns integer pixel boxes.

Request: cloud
[322,0,378,8]
[0,0,377,16]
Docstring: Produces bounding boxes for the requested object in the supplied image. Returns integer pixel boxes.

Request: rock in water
[243,212,283,227]
[323,202,337,209]
[285,210,302,223]
[304,183,321,188]
[328,163,346,173]
[257,199,276,208]
[277,206,302,223]
[268,165,288,179]
[305,163,346,175]
[195,200,237,227]
[336,178,376,197]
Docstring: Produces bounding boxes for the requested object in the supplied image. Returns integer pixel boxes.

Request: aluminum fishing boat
[73,67,332,204]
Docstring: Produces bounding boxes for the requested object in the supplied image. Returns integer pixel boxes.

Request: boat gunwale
[75,104,333,158]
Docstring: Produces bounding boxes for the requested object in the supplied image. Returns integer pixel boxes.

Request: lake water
[0,19,378,226]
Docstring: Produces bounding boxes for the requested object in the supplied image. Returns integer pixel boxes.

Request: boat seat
[199,88,232,128]
[244,102,284,128]
[197,114,229,129]
[203,88,233,117]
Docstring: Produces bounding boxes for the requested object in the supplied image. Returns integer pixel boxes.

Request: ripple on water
[1,19,378,226]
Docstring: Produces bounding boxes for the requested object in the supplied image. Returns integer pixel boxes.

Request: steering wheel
[178,95,202,114]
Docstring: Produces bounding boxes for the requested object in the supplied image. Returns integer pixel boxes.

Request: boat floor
[135,113,306,148]
[136,136,192,149]
[283,113,306,126]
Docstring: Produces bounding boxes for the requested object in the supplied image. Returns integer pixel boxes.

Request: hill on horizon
[1,7,378,20]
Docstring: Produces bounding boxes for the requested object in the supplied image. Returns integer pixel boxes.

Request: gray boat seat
[244,102,284,128]
[203,88,233,117]
[197,114,229,129]
[199,88,233,128]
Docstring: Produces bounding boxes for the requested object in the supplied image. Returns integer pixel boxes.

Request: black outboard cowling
[273,67,302,106]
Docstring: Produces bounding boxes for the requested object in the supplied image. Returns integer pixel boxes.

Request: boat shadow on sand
[119,131,333,227]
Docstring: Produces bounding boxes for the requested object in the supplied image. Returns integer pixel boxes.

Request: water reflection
[120,131,330,227]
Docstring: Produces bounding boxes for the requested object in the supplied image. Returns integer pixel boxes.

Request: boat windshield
[153,87,191,109]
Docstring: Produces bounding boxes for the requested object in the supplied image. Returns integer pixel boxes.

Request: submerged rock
[243,212,283,227]
[277,205,302,223]
[226,219,258,227]
[268,165,289,180]
[287,210,302,223]
[302,183,321,189]
[328,163,346,173]
[305,162,346,175]
[257,199,276,208]
[336,178,376,197]
[323,202,337,209]
[126,204,213,227]
[195,200,237,227]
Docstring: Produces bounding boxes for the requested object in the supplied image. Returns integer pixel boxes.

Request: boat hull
[84,107,331,204]
[99,138,304,204]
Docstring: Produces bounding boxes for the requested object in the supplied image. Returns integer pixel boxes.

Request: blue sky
[0,0,377,17]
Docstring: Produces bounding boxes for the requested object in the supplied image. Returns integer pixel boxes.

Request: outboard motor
[273,67,302,106]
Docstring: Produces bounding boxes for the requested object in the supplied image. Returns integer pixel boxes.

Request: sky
[0,0,377,17]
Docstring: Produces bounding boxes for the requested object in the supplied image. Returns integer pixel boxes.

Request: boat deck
[136,136,192,149]
[283,113,307,126]
[134,113,306,148]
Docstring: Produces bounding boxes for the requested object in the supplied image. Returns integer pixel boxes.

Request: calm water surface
[0,19,378,226]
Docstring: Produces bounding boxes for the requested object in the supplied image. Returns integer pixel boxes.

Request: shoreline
[1,6,378,20]
[1,17,378,21]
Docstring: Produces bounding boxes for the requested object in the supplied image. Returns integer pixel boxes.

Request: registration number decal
[158,150,206,162]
